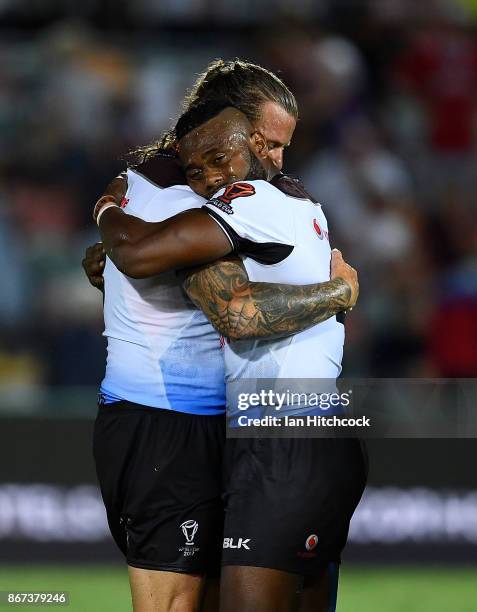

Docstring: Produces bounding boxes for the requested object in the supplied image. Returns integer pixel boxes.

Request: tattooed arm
[183,250,358,341]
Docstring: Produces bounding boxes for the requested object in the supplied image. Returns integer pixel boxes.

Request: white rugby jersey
[101,167,226,414]
[203,179,345,412]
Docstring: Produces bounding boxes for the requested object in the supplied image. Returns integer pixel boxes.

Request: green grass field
[0,565,475,611]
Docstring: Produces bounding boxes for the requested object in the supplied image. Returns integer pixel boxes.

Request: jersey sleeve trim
[204,207,294,265]
[336,311,346,324]
[205,210,235,249]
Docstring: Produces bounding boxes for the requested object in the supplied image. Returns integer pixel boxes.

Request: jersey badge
[313,218,323,239]
[218,182,256,204]
[313,218,329,241]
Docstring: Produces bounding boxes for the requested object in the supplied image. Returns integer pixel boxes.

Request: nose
[205,171,225,197]
[269,148,284,171]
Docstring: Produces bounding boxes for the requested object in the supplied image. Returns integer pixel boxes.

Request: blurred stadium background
[0,0,476,610]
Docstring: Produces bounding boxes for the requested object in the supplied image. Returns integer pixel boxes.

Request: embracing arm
[80,174,129,291]
[93,169,231,278]
[183,252,356,341]
[98,207,232,279]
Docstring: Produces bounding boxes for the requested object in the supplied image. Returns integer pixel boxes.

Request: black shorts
[221,437,368,577]
[93,401,225,574]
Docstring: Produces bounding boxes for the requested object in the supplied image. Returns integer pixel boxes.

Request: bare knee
[133,586,201,612]
[167,591,201,612]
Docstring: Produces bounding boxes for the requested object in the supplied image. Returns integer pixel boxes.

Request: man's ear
[250,130,269,159]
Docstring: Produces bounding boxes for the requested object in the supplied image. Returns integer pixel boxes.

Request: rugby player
[86,61,360,612]
[93,100,366,612]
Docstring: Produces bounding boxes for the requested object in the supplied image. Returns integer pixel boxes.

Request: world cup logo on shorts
[181,520,198,545]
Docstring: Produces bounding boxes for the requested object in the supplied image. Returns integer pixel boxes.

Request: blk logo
[223,537,251,550]
[181,520,198,545]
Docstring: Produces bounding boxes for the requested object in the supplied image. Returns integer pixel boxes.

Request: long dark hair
[128,59,297,165]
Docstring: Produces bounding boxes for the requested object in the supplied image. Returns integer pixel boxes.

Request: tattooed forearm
[183,257,351,341]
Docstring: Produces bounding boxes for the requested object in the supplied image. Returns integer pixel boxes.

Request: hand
[330,248,359,309]
[82,242,106,291]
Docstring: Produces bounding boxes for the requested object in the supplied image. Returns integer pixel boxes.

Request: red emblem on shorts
[297,533,319,558]
[313,218,323,239]
[305,534,319,551]
[218,182,255,205]
[120,197,129,209]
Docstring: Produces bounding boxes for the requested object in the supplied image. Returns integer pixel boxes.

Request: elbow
[112,246,149,279]
[120,263,150,280]
[214,322,253,341]
[226,328,251,341]
[221,328,242,341]
[202,314,244,341]
[208,320,236,340]
[213,326,242,342]
[122,266,148,280]
[216,299,260,340]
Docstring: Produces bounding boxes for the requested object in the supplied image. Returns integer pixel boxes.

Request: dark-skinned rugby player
[85,61,362,612]
[91,99,366,612]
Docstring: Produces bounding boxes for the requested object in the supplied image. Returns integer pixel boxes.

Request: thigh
[128,569,220,612]
[219,565,301,612]
[94,403,225,575]
[299,563,340,612]
[201,577,220,612]
[221,437,366,577]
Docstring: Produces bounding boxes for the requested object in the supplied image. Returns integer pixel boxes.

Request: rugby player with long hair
[85,61,363,612]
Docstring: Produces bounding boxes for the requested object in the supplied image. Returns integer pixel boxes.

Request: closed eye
[186,169,202,180]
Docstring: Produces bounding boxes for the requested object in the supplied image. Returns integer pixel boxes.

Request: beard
[245,148,268,182]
